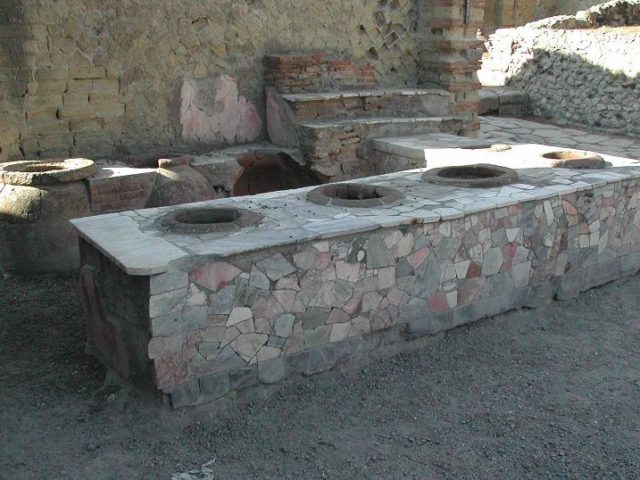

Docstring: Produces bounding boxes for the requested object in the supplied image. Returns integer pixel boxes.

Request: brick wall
[264,53,377,94]
[419,0,485,136]
[87,170,156,214]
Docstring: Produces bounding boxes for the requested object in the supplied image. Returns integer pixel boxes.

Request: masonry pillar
[419,0,486,136]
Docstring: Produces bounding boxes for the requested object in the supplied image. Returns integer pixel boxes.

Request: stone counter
[73,145,640,408]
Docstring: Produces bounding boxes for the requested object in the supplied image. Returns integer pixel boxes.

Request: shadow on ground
[1,272,639,479]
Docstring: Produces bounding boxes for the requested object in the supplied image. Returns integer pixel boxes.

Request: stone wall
[481,26,640,135]
[0,0,420,162]
[483,0,605,31]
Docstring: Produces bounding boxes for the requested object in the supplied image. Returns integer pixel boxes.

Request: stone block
[621,253,640,277]
[479,89,500,114]
[69,66,106,80]
[170,379,200,408]
[149,288,187,318]
[34,67,68,82]
[404,310,446,339]
[199,372,230,401]
[258,357,286,384]
[553,271,581,300]
[581,260,621,291]
[229,365,258,390]
[499,104,524,117]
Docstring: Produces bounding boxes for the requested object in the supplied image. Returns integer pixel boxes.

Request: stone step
[266,87,452,147]
[479,87,527,117]
[296,116,465,181]
[276,87,451,122]
[373,132,497,160]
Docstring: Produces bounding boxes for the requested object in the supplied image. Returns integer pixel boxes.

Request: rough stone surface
[481,8,640,136]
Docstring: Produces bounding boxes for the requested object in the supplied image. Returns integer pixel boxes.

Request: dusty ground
[1,271,639,479]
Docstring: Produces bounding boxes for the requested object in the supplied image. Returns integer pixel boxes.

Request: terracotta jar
[145,155,218,208]
[0,158,96,274]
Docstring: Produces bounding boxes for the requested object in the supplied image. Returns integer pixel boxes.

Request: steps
[298,117,465,179]
[278,88,450,122]
[265,52,467,181]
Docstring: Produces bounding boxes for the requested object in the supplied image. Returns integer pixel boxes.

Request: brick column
[419,0,486,136]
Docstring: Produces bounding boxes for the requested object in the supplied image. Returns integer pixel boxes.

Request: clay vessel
[0,158,96,274]
[146,155,218,208]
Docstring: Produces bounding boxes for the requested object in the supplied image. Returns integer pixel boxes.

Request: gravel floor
[1,272,639,479]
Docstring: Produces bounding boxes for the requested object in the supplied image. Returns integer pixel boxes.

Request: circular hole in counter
[158,207,262,234]
[542,150,607,169]
[306,183,403,208]
[422,163,518,188]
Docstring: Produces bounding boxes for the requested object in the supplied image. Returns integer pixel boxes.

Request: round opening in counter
[306,182,403,208]
[158,207,262,234]
[422,164,518,188]
[542,150,606,169]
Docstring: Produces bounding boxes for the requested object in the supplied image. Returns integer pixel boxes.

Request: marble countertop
[71,144,640,276]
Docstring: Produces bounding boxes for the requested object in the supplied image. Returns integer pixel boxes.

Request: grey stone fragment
[405,311,450,339]
[258,357,286,384]
[170,379,200,408]
[257,254,296,281]
[191,155,243,192]
[151,306,207,337]
[621,252,640,277]
[250,266,270,290]
[434,236,457,260]
[331,336,363,360]
[181,306,208,329]
[399,300,426,324]
[301,308,330,330]
[479,88,500,114]
[230,333,268,361]
[471,293,512,319]
[198,342,220,359]
[286,347,337,376]
[332,280,354,308]
[149,288,187,318]
[229,365,258,390]
[523,283,553,308]
[582,259,621,291]
[150,270,189,295]
[396,257,414,277]
[209,345,246,371]
[553,271,581,300]
[267,336,287,348]
[511,261,532,289]
[275,313,295,337]
[414,259,442,296]
[487,273,514,295]
[199,372,230,400]
[233,275,249,305]
[366,236,395,269]
[483,248,504,276]
[303,325,332,349]
[208,285,235,315]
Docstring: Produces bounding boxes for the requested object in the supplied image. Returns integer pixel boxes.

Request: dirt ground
[1,272,639,480]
